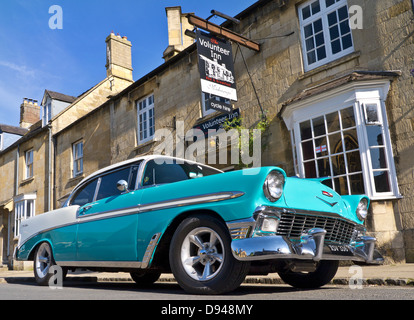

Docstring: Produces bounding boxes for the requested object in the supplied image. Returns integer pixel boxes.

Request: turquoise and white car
[15,155,383,294]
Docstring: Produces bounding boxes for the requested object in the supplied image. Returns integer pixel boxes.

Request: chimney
[106,32,133,81]
[20,98,41,129]
[163,7,195,62]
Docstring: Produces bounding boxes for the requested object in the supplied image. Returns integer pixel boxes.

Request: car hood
[283,177,362,224]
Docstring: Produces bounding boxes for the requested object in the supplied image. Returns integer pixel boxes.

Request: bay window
[283,79,400,200]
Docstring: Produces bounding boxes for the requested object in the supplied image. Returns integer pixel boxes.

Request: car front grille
[276,211,356,245]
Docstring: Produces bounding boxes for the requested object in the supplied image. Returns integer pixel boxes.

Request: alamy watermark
[49,5,63,30]
[152,121,262,173]
[348,265,364,289]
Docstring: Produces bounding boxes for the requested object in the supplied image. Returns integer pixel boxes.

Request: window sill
[299,51,361,81]
[20,177,34,186]
[134,139,156,155]
[68,174,84,184]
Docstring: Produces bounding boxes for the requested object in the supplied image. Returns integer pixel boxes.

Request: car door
[76,164,143,262]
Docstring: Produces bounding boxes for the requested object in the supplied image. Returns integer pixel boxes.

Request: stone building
[0,32,134,268]
[1,0,413,268]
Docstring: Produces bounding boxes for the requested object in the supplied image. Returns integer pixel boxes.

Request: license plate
[328,244,353,256]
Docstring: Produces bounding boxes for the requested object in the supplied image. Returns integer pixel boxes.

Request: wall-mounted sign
[197,30,237,101]
[193,108,240,137]
[207,98,232,114]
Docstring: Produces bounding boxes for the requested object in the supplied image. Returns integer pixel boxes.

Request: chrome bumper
[231,228,384,265]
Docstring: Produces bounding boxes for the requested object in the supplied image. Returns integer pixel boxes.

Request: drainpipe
[9,145,19,260]
[48,124,52,212]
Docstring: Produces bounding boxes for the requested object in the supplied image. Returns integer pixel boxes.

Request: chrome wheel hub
[181,227,224,281]
[35,243,52,279]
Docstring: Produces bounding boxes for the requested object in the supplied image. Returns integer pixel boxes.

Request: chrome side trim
[141,233,162,268]
[139,191,245,213]
[226,218,255,240]
[19,192,245,256]
[57,261,143,268]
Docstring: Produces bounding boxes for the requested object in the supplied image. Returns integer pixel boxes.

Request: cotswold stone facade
[1,0,413,268]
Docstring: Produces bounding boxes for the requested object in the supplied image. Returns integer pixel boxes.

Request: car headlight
[263,170,285,202]
[356,198,369,221]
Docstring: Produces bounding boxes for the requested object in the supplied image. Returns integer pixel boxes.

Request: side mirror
[117,180,129,193]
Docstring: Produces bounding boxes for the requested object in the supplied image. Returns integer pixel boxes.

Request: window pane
[370,147,388,169]
[329,132,343,153]
[342,33,353,50]
[346,151,362,173]
[302,140,314,160]
[338,5,349,21]
[326,0,335,7]
[304,161,317,178]
[312,116,326,136]
[315,32,325,46]
[374,171,391,193]
[367,126,384,146]
[304,24,313,38]
[306,37,315,50]
[328,11,337,26]
[333,176,348,195]
[317,46,327,60]
[343,128,358,151]
[332,154,345,176]
[311,1,321,15]
[326,111,341,132]
[317,158,330,176]
[96,167,131,200]
[331,39,341,54]
[340,107,355,128]
[302,6,311,20]
[300,120,312,140]
[72,179,98,207]
[340,20,351,35]
[307,50,317,64]
[329,25,340,40]
[313,19,323,33]
[315,137,328,157]
[349,173,365,194]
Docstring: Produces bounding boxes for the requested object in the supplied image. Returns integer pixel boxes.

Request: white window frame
[14,194,36,238]
[137,94,155,145]
[42,102,52,127]
[25,149,34,179]
[283,80,400,200]
[298,0,355,72]
[72,140,84,177]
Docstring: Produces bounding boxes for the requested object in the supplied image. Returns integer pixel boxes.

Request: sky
[0,0,257,127]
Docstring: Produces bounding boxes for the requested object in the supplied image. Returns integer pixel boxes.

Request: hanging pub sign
[196,29,237,101]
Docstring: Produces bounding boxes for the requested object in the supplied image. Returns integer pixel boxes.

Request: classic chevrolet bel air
[15,155,383,294]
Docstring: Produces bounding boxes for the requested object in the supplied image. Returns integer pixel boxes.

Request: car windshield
[142,160,221,186]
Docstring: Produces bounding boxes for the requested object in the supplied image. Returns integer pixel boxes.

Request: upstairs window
[25,149,34,179]
[73,141,83,177]
[298,0,354,71]
[137,94,155,145]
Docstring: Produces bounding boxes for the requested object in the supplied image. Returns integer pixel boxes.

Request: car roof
[74,155,222,191]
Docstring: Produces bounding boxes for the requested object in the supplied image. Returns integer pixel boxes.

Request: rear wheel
[278,260,339,288]
[169,215,250,295]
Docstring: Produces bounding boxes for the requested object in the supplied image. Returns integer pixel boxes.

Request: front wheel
[169,215,250,295]
[278,260,339,288]
[33,242,56,286]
